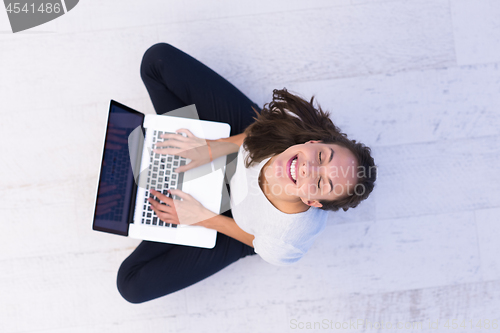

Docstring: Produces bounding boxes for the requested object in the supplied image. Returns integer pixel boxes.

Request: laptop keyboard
[141,130,187,228]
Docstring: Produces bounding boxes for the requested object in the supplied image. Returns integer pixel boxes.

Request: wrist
[200,213,226,231]
[206,140,213,162]
[207,139,240,160]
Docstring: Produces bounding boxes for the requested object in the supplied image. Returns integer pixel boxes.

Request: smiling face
[260,140,359,208]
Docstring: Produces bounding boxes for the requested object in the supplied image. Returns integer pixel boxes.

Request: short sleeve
[253,236,305,266]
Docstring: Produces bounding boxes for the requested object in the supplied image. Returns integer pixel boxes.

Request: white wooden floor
[1,0,500,332]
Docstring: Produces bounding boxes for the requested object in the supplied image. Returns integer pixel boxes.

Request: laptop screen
[93,101,144,236]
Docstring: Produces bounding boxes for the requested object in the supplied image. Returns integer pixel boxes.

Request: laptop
[92,100,231,248]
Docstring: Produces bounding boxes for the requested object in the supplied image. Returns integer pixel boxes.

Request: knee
[143,43,177,60]
[140,43,177,76]
[116,263,148,304]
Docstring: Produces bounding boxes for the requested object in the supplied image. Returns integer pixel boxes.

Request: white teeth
[290,157,297,182]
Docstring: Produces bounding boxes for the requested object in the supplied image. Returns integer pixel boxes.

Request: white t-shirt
[229,145,329,266]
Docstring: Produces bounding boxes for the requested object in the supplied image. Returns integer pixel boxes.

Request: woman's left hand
[148,189,217,227]
[153,129,212,173]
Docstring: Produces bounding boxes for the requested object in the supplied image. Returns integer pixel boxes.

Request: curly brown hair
[243,88,377,212]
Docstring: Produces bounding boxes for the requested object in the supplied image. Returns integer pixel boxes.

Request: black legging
[116,43,260,304]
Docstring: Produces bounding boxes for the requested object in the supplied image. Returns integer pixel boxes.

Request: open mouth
[287,155,298,184]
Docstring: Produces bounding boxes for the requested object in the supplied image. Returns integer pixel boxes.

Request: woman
[117,43,376,303]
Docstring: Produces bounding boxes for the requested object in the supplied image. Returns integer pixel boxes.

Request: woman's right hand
[153,128,212,173]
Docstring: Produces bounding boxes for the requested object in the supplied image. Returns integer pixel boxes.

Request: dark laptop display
[92,101,144,236]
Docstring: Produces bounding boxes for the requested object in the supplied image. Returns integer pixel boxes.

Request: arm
[149,188,254,248]
[162,130,247,173]
[208,132,247,159]
[203,213,255,248]
[201,133,253,246]
[206,133,253,247]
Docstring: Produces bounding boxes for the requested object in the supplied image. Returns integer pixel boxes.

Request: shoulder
[253,237,305,266]
[239,144,275,169]
[253,208,329,266]
[280,208,328,244]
